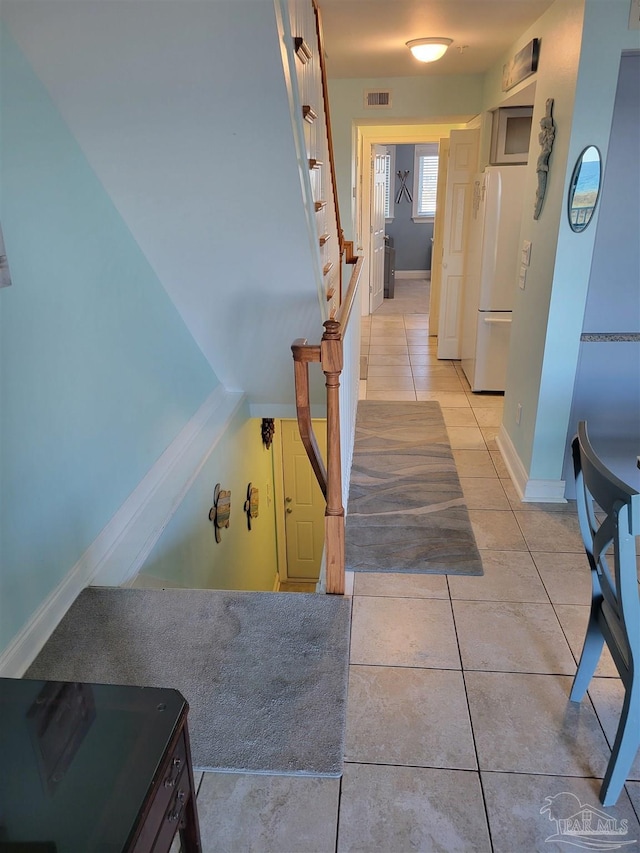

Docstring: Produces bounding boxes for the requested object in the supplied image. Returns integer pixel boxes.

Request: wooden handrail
[336,255,363,329]
[343,240,358,264]
[291,339,326,497]
[291,257,362,595]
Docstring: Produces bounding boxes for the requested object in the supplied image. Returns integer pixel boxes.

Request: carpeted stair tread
[26,587,351,777]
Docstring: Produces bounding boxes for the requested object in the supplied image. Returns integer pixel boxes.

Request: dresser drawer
[130,727,188,852]
[151,774,194,853]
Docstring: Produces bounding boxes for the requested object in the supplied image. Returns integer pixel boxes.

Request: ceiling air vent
[364,89,392,109]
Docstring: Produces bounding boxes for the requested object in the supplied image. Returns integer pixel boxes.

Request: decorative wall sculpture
[261,418,275,450]
[534,98,556,220]
[244,483,259,530]
[209,483,231,543]
[0,224,12,288]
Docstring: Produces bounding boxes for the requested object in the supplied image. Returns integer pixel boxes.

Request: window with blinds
[413,144,439,220]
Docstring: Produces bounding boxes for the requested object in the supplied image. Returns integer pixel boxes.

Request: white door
[437,129,479,360]
[369,144,387,314]
[429,137,449,336]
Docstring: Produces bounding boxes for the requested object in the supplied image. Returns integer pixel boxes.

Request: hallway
[179,281,640,851]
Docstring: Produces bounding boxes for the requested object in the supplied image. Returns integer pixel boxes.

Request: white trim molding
[0,385,244,677]
[496,425,567,504]
[394,270,430,279]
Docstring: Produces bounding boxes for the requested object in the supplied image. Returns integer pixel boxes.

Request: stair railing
[291,255,363,595]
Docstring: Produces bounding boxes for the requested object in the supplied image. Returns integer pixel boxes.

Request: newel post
[321,319,345,594]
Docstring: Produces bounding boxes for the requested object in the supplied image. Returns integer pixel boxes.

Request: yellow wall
[137,409,278,591]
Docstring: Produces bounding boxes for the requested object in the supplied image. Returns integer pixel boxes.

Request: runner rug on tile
[345,401,483,575]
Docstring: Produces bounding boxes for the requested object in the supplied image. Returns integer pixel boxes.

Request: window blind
[414,144,439,219]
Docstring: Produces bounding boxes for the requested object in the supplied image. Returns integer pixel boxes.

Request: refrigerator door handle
[483,316,512,324]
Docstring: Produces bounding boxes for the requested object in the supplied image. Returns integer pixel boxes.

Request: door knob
[285,497,292,503]
[286,508,293,514]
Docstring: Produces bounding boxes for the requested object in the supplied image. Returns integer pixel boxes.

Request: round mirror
[568,145,602,232]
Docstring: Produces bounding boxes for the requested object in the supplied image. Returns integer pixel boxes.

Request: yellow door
[280,419,327,581]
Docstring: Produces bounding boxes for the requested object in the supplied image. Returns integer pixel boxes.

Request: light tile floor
[181,280,640,852]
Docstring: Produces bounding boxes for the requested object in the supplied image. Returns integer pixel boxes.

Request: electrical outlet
[515,403,523,425]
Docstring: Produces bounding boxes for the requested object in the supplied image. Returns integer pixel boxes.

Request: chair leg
[570,605,605,702]
[599,682,640,807]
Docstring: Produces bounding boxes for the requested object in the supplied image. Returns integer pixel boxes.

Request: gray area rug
[345,401,483,575]
[26,587,351,776]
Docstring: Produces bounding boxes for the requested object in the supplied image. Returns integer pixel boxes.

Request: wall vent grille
[364,89,392,108]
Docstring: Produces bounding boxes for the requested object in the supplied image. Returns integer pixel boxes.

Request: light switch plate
[521,240,532,267]
[518,265,527,290]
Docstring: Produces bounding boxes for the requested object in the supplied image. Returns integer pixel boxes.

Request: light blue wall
[492,0,638,492]
[582,54,640,335]
[2,0,323,409]
[562,53,640,495]
[385,145,433,272]
[0,26,220,649]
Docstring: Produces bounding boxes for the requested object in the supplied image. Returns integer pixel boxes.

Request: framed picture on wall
[502,38,540,92]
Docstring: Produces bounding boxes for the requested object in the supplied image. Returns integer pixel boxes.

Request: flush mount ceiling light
[406,37,453,63]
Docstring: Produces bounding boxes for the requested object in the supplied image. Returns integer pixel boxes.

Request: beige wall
[328,74,484,246]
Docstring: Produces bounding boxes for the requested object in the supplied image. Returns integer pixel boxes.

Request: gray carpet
[26,587,351,776]
[345,401,483,575]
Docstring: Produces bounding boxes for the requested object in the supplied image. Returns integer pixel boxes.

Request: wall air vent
[364,89,392,109]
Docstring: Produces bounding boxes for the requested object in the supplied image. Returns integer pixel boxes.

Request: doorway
[273,418,327,584]
[355,122,468,322]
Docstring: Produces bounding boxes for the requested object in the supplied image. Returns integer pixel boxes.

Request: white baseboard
[395,270,430,280]
[0,385,245,677]
[496,425,567,504]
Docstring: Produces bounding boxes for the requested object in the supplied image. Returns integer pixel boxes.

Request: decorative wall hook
[243,483,259,530]
[208,483,231,543]
[261,418,275,449]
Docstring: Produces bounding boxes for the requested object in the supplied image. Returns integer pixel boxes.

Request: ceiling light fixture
[406,37,453,63]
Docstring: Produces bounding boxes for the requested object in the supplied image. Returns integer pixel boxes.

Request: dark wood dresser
[0,678,202,852]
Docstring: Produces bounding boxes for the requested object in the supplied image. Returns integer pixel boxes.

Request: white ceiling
[318,0,555,78]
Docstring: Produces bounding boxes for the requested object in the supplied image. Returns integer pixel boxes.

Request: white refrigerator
[461,165,526,392]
